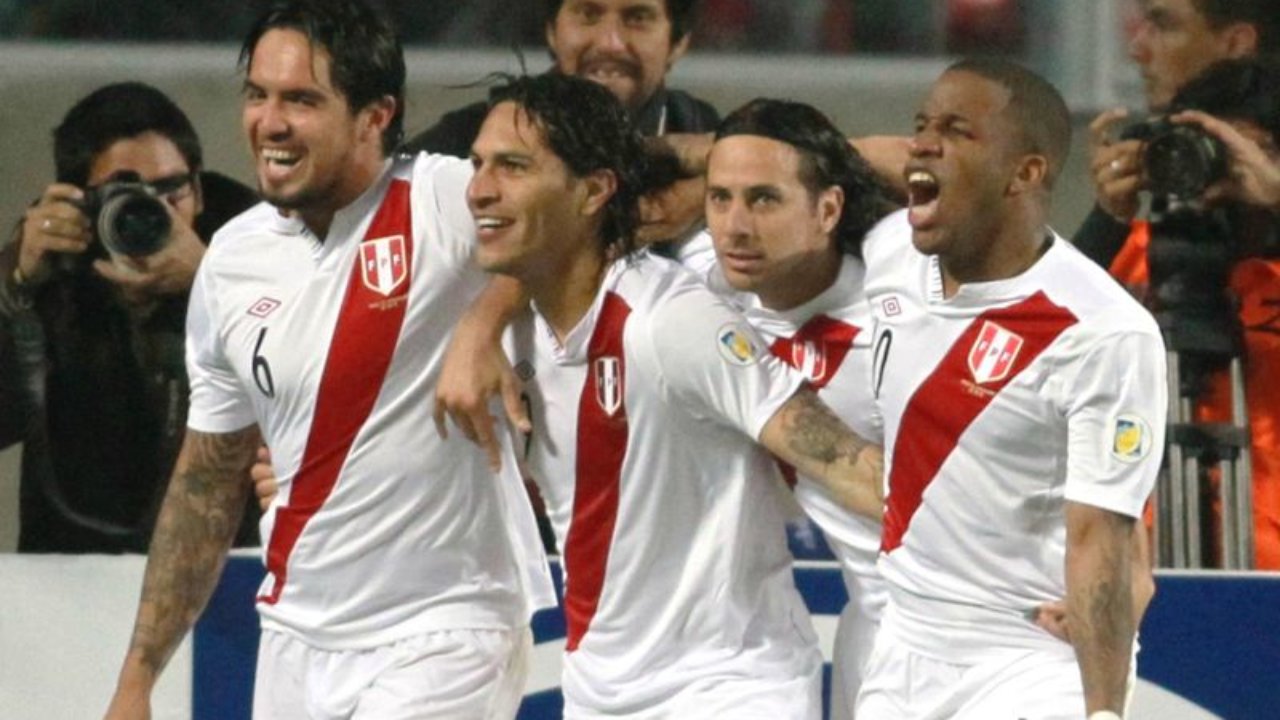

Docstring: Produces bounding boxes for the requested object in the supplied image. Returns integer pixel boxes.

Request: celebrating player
[702,97,895,719]
[466,72,882,718]
[104,2,554,718]
[855,59,1166,720]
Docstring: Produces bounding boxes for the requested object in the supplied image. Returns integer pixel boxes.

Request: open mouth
[262,148,301,168]
[474,216,514,237]
[905,169,940,229]
[581,58,638,84]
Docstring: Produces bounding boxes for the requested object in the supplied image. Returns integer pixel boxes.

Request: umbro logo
[247,297,282,318]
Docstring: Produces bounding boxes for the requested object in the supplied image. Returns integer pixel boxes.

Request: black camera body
[79,171,172,258]
[1122,117,1228,203]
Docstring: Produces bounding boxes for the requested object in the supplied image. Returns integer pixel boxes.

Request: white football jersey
[735,256,885,593]
[863,210,1166,658]
[510,253,823,715]
[186,154,555,650]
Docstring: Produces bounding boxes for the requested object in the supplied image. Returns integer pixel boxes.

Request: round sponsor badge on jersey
[717,322,759,366]
[1111,413,1152,463]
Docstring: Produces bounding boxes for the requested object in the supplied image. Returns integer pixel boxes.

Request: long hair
[715,98,895,257]
[489,73,648,257]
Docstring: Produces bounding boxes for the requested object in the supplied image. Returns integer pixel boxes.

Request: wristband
[1088,712,1122,720]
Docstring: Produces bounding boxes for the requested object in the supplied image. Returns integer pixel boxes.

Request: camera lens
[98,190,171,257]
[1144,125,1227,200]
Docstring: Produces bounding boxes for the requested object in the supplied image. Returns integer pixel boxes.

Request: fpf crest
[967,320,1023,384]
[594,356,623,416]
[360,235,407,296]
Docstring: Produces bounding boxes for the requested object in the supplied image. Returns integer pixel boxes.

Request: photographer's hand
[1172,110,1280,211]
[93,203,205,301]
[638,176,706,247]
[1089,109,1145,222]
[17,183,92,286]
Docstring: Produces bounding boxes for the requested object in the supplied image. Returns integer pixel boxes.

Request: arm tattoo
[762,388,883,518]
[1067,505,1135,713]
[779,388,871,468]
[128,426,259,676]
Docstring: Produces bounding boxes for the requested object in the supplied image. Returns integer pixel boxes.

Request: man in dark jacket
[407,0,716,155]
[405,0,716,247]
[0,82,259,553]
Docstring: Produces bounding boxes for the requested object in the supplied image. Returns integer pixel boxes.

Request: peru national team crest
[792,340,827,383]
[968,320,1024,385]
[594,356,623,416]
[360,235,408,296]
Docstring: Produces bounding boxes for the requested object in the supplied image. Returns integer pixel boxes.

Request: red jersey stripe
[564,292,632,651]
[881,291,1078,552]
[259,179,415,604]
[768,314,861,390]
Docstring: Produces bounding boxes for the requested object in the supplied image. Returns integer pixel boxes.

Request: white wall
[0,554,193,719]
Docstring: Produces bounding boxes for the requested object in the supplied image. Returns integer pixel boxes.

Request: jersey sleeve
[1061,328,1167,518]
[642,284,804,440]
[412,153,477,258]
[185,260,257,433]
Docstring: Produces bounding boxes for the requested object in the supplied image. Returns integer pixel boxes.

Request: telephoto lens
[81,171,172,257]
[1143,124,1228,202]
[96,188,171,257]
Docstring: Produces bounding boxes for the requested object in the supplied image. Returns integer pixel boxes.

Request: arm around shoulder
[759,387,884,520]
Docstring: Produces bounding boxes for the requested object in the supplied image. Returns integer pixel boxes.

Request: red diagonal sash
[769,314,861,390]
[564,292,631,651]
[881,291,1077,552]
[259,179,414,604]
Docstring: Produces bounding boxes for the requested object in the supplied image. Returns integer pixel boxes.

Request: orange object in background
[1110,221,1280,569]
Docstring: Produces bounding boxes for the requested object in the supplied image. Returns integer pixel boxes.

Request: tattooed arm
[758,387,884,520]
[104,425,260,720]
[1065,500,1136,717]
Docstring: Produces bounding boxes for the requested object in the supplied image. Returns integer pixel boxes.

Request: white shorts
[854,602,1087,720]
[253,626,531,720]
[564,669,821,720]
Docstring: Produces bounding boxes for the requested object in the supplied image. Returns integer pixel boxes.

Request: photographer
[0,82,259,553]
[1074,0,1276,264]
[1079,57,1280,570]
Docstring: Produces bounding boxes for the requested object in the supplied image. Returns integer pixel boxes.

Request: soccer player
[466,72,882,718]
[702,98,895,720]
[104,2,553,718]
[854,59,1167,720]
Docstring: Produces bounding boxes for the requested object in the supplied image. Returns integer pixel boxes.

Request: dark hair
[1194,0,1280,55]
[239,0,406,153]
[714,98,894,258]
[945,58,1072,189]
[1171,57,1280,143]
[488,73,646,257]
[544,0,697,42]
[53,82,202,188]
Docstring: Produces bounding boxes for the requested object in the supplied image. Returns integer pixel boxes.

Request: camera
[1121,117,1228,203]
[79,171,172,257]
